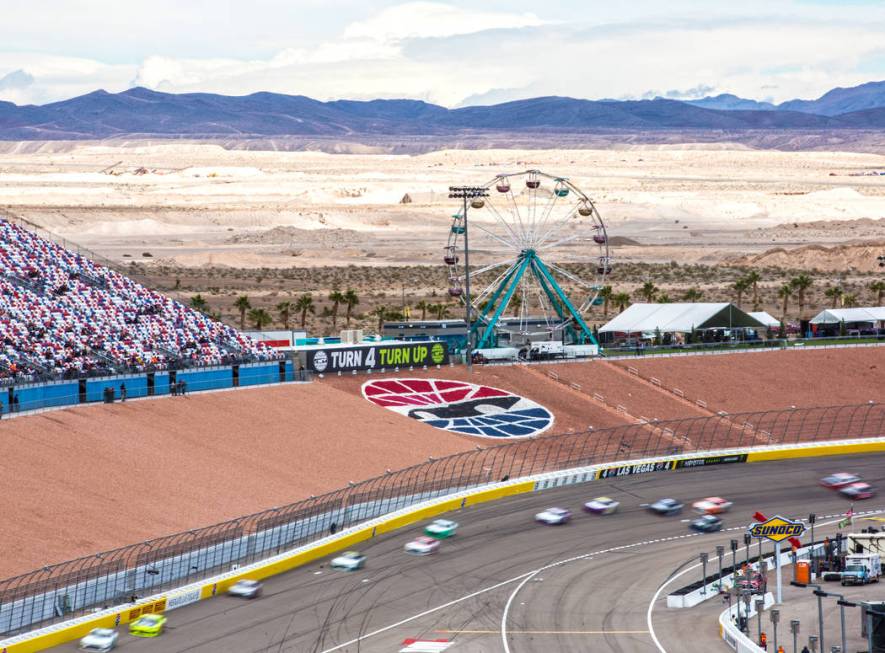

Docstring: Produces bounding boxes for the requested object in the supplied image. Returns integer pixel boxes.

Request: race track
[50,452,885,653]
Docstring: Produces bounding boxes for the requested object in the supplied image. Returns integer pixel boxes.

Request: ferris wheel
[445,170,611,349]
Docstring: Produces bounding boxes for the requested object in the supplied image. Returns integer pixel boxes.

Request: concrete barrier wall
[3,437,883,652]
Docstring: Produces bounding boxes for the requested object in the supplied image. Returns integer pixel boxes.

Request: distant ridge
[1,82,885,139]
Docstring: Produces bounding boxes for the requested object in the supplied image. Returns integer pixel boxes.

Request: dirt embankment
[729,241,885,273]
[0,382,471,577]
[615,348,885,415]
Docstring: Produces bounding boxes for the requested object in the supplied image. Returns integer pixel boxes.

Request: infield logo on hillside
[362,378,554,438]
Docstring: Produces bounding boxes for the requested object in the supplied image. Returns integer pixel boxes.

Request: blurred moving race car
[404,536,440,555]
[425,519,459,538]
[690,515,723,533]
[78,627,118,651]
[820,473,861,489]
[330,551,367,571]
[535,507,572,525]
[128,614,167,638]
[584,497,620,515]
[228,579,262,599]
[839,482,876,500]
[692,497,733,514]
[648,498,684,516]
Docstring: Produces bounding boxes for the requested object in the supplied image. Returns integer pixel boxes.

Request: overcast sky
[2,0,884,107]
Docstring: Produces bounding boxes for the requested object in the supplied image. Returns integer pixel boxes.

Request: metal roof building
[599,303,765,334]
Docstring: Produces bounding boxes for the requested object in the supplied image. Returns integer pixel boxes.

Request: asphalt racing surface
[51,453,885,653]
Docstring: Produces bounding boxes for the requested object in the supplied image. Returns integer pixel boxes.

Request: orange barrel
[795,560,810,584]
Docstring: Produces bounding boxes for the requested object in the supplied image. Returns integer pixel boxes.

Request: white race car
[535,507,572,525]
[228,579,262,599]
[79,627,118,652]
[584,497,620,515]
[404,536,441,555]
[330,551,366,571]
[692,497,733,514]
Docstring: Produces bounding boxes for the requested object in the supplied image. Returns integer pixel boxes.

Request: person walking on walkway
[120,382,127,402]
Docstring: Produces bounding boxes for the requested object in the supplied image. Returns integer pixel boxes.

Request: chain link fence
[0,402,882,635]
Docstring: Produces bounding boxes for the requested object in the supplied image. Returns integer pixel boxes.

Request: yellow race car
[128,613,167,637]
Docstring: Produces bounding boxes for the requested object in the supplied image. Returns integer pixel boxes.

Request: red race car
[839,482,876,500]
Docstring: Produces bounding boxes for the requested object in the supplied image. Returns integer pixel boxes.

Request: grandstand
[0,220,277,384]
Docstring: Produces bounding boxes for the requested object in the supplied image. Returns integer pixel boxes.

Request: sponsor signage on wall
[748,515,807,543]
[596,460,674,479]
[362,378,554,438]
[675,453,748,469]
[307,342,449,373]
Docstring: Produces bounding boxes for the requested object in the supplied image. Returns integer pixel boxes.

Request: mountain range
[1,81,885,139]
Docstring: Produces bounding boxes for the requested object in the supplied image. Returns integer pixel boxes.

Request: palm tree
[824,286,843,308]
[372,305,388,332]
[841,293,858,308]
[295,293,315,328]
[415,300,430,321]
[731,278,749,308]
[433,303,452,320]
[744,271,762,311]
[870,280,885,305]
[328,288,345,329]
[599,285,613,318]
[343,289,360,327]
[276,300,293,329]
[791,274,813,317]
[510,294,523,317]
[190,294,209,313]
[639,281,658,302]
[657,292,672,303]
[248,307,272,329]
[612,292,631,313]
[682,287,704,302]
[778,282,793,318]
[233,295,251,330]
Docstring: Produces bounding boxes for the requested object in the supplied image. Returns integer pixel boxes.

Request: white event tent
[600,303,765,336]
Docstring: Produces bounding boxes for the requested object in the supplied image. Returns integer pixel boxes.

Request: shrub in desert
[841,293,858,308]
[682,287,704,302]
[870,280,885,305]
[190,294,209,313]
[657,292,672,303]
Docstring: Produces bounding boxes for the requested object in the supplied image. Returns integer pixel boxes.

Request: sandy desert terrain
[1,141,883,332]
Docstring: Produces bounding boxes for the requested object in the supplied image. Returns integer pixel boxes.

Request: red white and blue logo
[362,378,554,438]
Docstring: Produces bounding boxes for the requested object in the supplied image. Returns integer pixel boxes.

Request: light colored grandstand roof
[809,306,885,324]
[749,311,781,328]
[599,303,765,334]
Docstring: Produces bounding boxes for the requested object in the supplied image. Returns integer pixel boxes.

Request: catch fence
[0,402,882,635]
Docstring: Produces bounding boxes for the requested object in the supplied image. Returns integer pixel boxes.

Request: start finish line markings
[400,639,452,653]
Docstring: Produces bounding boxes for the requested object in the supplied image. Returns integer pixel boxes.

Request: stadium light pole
[716,545,725,591]
[813,590,848,653]
[700,552,709,595]
[770,608,780,653]
[449,186,489,373]
[790,618,800,653]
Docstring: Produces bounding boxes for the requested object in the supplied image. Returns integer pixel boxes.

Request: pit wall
[4,437,885,653]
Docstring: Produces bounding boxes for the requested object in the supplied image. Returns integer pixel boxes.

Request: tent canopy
[749,311,781,328]
[809,307,885,325]
[599,303,765,334]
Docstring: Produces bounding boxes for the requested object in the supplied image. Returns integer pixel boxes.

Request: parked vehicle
[841,553,881,586]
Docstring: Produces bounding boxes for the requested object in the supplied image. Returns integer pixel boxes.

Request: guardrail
[0,402,880,638]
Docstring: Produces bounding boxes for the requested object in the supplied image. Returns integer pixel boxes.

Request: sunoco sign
[306,342,449,373]
[747,515,807,543]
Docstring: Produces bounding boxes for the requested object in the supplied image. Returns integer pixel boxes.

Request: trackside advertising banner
[307,342,449,373]
[675,453,748,469]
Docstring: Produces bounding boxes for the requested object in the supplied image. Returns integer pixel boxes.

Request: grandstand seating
[0,220,277,383]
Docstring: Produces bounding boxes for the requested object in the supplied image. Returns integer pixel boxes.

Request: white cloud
[1,2,884,108]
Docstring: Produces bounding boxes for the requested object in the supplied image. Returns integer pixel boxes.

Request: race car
[128,614,167,638]
[648,498,684,516]
[535,507,572,525]
[692,497,733,514]
[839,482,876,500]
[584,497,620,515]
[424,519,458,539]
[78,627,118,651]
[690,514,723,533]
[228,579,262,599]
[330,551,367,571]
[404,536,440,555]
[820,473,861,489]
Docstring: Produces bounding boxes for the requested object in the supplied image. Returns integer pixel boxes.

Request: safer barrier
[0,360,306,416]
[0,402,880,639]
